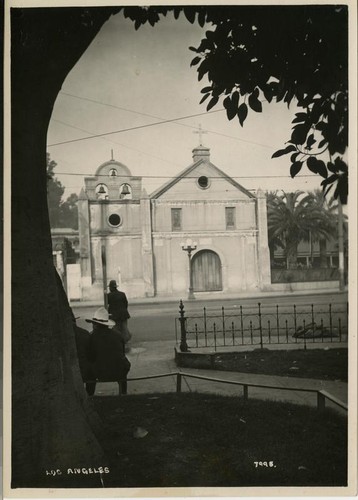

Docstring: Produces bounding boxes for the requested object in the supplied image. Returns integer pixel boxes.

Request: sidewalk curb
[71,288,347,308]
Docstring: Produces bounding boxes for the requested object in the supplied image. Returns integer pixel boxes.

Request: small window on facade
[171,208,182,231]
[108,213,121,227]
[198,175,209,189]
[225,207,235,229]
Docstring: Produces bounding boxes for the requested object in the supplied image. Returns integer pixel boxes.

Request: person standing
[86,307,131,395]
[107,279,131,343]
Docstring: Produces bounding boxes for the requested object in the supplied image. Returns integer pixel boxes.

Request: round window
[108,213,121,227]
[198,175,209,189]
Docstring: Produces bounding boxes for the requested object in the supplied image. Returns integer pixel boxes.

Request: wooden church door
[192,250,222,292]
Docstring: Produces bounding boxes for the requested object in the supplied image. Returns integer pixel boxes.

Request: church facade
[77,145,271,300]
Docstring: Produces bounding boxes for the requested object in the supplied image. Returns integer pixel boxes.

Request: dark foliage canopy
[121,5,349,203]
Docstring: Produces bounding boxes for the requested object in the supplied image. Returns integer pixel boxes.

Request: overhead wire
[51,118,188,170]
[54,171,318,179]
[48,109,224,147]
[57,91,274,149]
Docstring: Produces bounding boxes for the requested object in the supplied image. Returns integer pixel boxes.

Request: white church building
[77,145,271,300]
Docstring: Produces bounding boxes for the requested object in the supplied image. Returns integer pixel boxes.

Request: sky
[47,10,325,198]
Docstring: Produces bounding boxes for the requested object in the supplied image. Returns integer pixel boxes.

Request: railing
[176,300,348,351]
[123,371,347,412]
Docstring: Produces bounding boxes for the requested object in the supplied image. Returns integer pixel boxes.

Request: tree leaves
[183,7,196,24]
[237,103,248,126]
[223,95,236,120]
[190,56,201,67]
[307,157,328,178]
[306,134,316,149]
[272,144,297,158]
[199,93,210,104]
[248,88,262,112]
[290,161,303,178]
[181,5,348,203]
[291,123,310,145]
[206,95,219,111]
[292,112,307,124]
[223,92,240,120]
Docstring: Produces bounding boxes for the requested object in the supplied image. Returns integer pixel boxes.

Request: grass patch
[94,392,347,488]
[211,348,348,381]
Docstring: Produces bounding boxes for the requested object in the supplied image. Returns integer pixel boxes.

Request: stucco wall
[157,163,251,202]
[89,202,142,234]
[153,233,260,296]
[152,200,256,233]
[91,235,145,297]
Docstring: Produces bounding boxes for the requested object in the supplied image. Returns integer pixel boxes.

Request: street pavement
[75,288,348,413]
[91,339,348,415]
[73,288,348,342]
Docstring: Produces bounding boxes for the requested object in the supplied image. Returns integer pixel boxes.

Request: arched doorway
[192,250,222,292]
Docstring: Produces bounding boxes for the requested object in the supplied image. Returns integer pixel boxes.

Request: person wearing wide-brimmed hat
[86,307,131,395]
[107,280,131,343]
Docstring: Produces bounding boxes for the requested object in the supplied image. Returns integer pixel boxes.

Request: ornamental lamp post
[181,238,197,300]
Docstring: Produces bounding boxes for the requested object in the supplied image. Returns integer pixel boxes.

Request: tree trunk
[11,7,117,487]
[286,246,298,269]
[319,238,328,268]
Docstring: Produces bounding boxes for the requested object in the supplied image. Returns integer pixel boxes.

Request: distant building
[77,146,271,300]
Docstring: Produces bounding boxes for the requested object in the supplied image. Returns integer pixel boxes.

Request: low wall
[175,348,256,370]
[175,349,216,369]
[268,280,339,292]
[271,268,340,283]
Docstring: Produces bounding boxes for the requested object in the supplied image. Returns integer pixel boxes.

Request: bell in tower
[120,183,132,199]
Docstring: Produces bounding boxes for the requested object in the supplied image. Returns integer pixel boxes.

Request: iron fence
[175,301,348,351]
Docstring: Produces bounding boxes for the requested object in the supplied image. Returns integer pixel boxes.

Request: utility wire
[51,118,188,170]
[54,171,318,179]
[57,91,274,149]
[48,109,224,147]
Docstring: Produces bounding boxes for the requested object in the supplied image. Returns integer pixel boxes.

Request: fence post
[240,305,244,344]
[179,300,189,352]
[276,304,280,343]
[329,304,333,340]
[293,304,297,338]
[317,391,325,410]
[204,306,207,347]
[176,373,182,393]
[303,319,307,350]
[231,321,235,346]
[214,323,217,352]
[311,304,315,343]
[195,323,198,347]
[243,385,249,401]
[222,306,226,346]
[250,321,253,344]
[268,320,271,344]
[258,302,263,349]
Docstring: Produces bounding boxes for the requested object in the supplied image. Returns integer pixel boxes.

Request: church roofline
[94,159,131,177]
[150,159,255,200]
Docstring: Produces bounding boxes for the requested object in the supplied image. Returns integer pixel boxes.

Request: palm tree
[304,190,340,268]
[267,191,336,269]
[266,191,285,264]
